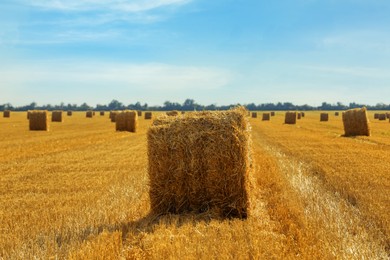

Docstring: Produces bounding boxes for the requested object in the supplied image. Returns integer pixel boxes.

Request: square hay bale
[166,110,179,116]
[297,113,302,120]
[115,110,138,132]
[378,114,386,121]
[100,111,105,116]
[147,107,252,218]
[51,111,63,122]
[145,112,152,120]
[271,111,275,116]
[29,110,49,131]
[342,107,370,137]
[86,110,93,118]
[285,112,297,124]
[3,110,10,118]
[262,113,270,121]
[67,111,72,116]
[320,113,329,122]
[251,112,257,118]
[137,111,142,117]
[374,113,379,119]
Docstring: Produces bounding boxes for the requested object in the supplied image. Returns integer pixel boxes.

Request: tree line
[1,99,390,111]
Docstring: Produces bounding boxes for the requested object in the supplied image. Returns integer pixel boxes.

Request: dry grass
[0,111,388,259]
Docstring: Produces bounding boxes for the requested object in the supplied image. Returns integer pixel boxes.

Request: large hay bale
[3,110,10,118]
[166,110,179,116]
[67,111,72,116]
[285,112,297,124]
[342,107,370,137]
[116,110,138,132]
[148,107,252,218]
[29,110,49,131]
[297,113,302,120]
[270,111,275,116]
[335,112,339,116]
[137,111,142,117]
[51,111,63,122]
[145,112,152,120]
[378,114,386,121]
[262,113,270,121]
[251,112,257,118]
[320,113,329,122]
[100,111,105,116]
[86,110,93,118]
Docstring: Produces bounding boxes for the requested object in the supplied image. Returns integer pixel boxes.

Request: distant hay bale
[100,111,105,116]
[116,110,138,132]
[93,111,96,116]
[148,107,252,218]
[137,111,142,117]
[3,110,10,118]
[145,112,152,120]
[378,114,386,121]
[297,113,302,120]
[320,113,329,122]
[27,111,31,119]
[285,112,297,124]
[51,111,63,122]
[374,113,379,119]
[262,113,270,121]
[251,112,257,118]
[271,112,275,116]
[86,110,93,118]
[29,110,49,131]
[67,111,72,116]
[166,110,179,116]
[342,107,370,137]
[181,111,185,114]
[110,111,120,122]
[335,112,339,116]
[386,113,390,119]
[301,112,305,117]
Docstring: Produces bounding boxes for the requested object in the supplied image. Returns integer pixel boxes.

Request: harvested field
[0,111,388,259]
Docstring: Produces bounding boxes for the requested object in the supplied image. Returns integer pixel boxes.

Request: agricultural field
[0,111,389,259]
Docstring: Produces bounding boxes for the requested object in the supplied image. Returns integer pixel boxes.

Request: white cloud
[26,0,191,12]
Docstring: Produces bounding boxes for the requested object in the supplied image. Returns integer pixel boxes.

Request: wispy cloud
[26,0,191,13]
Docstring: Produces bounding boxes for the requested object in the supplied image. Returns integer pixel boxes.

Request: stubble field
[0,111,389,259]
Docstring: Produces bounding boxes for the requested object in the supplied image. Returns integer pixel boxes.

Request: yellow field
[0,111,389,259]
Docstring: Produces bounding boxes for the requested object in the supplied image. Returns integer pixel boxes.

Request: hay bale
[166,110,179,116]
[335,112,339,116]
[342,107,370,137]
[148,107,252,218]
[110,111,120,122]
[378,114,386,121]
[386,113,390,119]
[86,110,93,118]
[67,111,72,116]
[320,113,329,122]
[93,111,96,116]
[181,111,185,114]
[285,112,297,124]
[145,112,152,120]
[116,110,138,132]
[301,112,305,117]
[3,110,10,118]
[270,112,275,116]
[100,111,105,116]
[297,113,302,120]
[374,113,379,119]
[27,111,31,120]
[251,112,257,118]
[137,111,142,117]
[29,110,49,131]
[262,113,270,121]
[51,111,63,122]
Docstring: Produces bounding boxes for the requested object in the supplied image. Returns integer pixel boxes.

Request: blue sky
[0,0,389,106]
